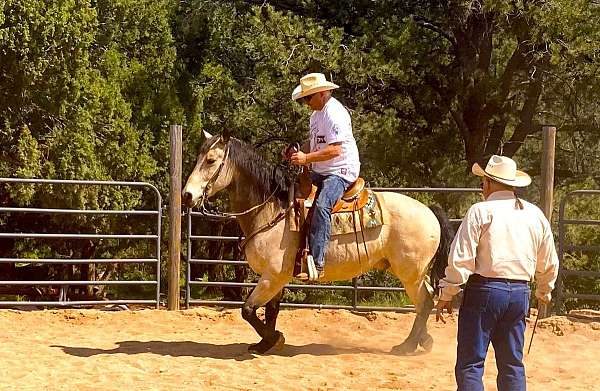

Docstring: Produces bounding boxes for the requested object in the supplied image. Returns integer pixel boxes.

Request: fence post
[539,125,556,318]
[541,126,556,220]
[168,124,183,310]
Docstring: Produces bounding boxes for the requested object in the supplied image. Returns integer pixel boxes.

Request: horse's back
[375,191,440,230]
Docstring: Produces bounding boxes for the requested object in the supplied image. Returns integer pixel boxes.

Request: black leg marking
[248,290,285,354]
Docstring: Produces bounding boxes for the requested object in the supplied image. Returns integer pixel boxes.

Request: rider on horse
[288,72,361,281]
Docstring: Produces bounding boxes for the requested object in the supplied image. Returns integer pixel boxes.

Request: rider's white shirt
[309,97,360,183]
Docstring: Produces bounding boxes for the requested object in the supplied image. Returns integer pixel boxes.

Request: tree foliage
[1,0,599,306]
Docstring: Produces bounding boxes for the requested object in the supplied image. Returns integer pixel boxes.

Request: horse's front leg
[242,276,287,354]
[248,289,284,354]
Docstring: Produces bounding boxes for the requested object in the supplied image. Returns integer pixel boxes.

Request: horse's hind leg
[391,279,434,355]
[242,276,287,354]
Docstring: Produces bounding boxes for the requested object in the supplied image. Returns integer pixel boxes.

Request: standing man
[435,155,559,391]
[289,72,360,281]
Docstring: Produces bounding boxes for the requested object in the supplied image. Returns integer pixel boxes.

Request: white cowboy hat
[291,73,339,101]
[472,155,531,187]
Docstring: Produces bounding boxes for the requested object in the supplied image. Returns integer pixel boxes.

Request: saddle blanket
[291,190,384,235]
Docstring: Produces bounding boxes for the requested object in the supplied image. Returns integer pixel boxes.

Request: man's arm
[291,142,342,165]
[436,206,481,322]
[535,220,559,303]
[438,206,481,301]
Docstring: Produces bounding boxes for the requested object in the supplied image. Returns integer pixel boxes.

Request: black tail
[428,205,455,292]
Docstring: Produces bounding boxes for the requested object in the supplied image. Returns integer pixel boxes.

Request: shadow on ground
[52,340,405,361]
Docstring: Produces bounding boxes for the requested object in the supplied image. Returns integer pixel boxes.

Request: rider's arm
[304,142,342,163]
[290,142,342,166]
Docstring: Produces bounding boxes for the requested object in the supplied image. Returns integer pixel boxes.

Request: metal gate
[0,178,162,308]
[555,190,600,312]
[185,187,481,311]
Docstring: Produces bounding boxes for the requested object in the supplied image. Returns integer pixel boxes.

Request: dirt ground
[0,307,598,390]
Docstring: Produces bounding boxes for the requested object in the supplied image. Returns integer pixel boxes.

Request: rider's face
[300,93,315,106]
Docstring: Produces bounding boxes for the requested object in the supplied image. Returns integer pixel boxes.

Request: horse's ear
[221,129,231,143]
[202,130,213,140]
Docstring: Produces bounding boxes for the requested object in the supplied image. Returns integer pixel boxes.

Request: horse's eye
[206,158,216,165]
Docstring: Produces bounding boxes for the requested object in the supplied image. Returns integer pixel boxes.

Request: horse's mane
[202,136,291,204]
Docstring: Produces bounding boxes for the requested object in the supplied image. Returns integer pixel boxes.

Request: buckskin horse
[182,130,453,355]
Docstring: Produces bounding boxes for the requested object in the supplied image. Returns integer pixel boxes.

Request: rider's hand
[291,151,308,165]
[282,143,299,161]
[435,299,453,324]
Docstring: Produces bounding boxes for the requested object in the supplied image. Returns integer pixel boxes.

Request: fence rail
[185,187,481,311]
[0,178,162,308]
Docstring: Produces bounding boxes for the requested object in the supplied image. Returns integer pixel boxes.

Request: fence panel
[556,190,600,312]
[185,187,481,311]
[0,178,162,308]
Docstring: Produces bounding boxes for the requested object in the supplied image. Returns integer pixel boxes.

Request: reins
[238,203,294,253]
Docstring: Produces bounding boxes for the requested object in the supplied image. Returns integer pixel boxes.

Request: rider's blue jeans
[309,172,350,270]
[455,275,530,391]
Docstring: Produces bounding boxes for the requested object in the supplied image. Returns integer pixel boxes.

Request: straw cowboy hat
[472,155,531,187]
[291,73,339,101]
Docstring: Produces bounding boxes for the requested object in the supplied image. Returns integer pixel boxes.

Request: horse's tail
[428,205,454,293]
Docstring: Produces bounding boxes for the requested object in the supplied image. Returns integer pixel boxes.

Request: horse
[182,130,454,355]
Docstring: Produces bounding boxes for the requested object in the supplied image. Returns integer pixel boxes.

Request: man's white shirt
[439,191,559,303]
[309,97,360,183]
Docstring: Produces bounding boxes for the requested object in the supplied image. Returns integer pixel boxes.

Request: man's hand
[282,143,300,161]
[291,151,309,165]
[435,300,453,323]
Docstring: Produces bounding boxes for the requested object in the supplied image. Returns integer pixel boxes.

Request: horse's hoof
[390,341,418,355]
[270,332,285,352]
[248,339,268,354]
[248,331,285,355]
[419,334,434,353]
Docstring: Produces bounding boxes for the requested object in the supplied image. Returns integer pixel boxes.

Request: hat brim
[472,163,531,187]
[291,82,339,100]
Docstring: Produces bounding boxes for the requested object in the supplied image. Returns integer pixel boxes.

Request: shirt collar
[317,96,335,112]
[486,190,516,201]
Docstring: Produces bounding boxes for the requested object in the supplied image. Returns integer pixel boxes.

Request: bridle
[195,136,293,251]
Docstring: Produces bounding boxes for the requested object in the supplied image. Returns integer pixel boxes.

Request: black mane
[202,136,292,204]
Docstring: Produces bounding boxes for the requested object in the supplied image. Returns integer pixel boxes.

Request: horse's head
[182,130,233,208]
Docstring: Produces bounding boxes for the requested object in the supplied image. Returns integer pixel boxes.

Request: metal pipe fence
[185,187,481,311]
[0,178,162,308]
[556,190,600,312]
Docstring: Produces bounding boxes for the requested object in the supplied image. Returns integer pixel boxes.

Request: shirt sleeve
[439,206,481,301]
[323,111,350,145]
[534,218,560,303]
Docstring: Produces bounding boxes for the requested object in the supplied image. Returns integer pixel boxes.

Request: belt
[467,274,529,285]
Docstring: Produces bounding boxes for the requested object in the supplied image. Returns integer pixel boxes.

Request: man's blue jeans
[309,172,350,270]
[456,275,530,391]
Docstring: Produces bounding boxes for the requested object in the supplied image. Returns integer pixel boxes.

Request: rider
[289,72,361,280]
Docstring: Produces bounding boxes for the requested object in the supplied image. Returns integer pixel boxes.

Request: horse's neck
[228,169,283,235]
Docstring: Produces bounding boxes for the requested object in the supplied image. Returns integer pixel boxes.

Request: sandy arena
[0,307,598,390]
